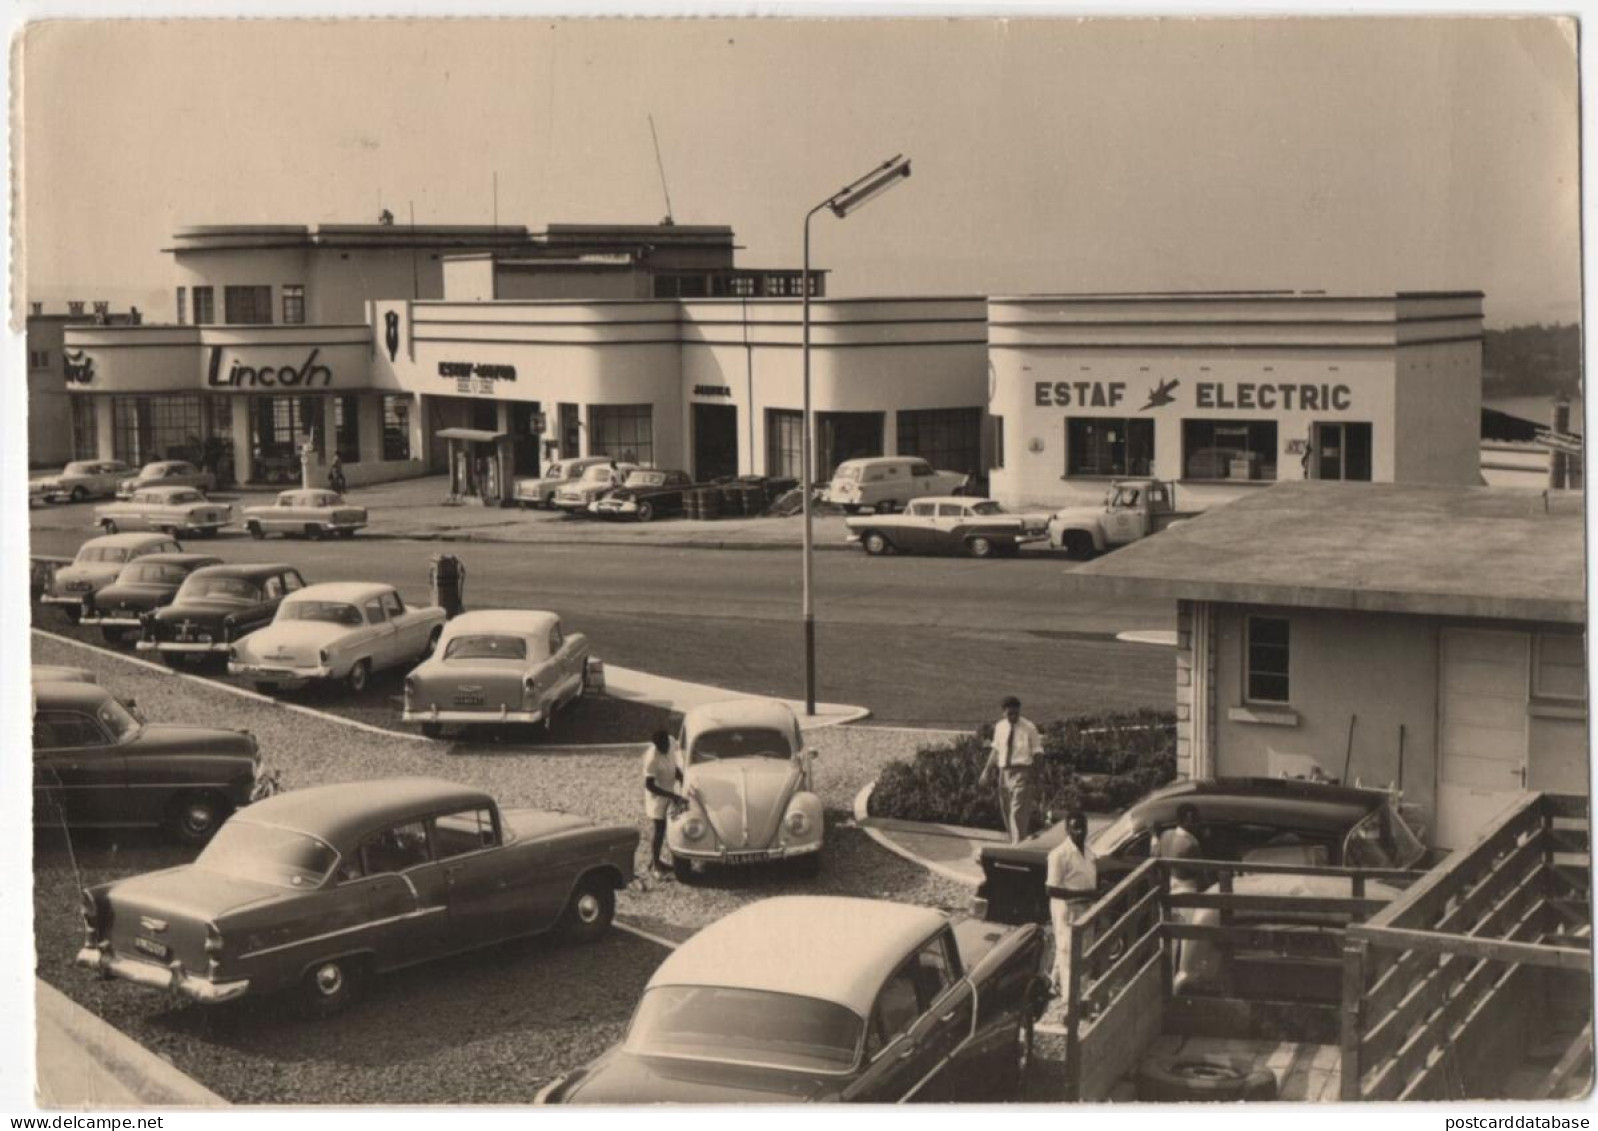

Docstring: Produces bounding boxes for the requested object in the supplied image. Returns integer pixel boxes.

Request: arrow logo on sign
[1140,378,1180,411]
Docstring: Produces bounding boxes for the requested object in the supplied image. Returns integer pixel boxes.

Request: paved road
[30,525,1175,728]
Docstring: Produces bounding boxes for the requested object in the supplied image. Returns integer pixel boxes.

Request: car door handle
[939,1009,959,1022]
[897,1044,918,1060]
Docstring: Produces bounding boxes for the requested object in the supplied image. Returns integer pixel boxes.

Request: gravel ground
[31,634,978,1103]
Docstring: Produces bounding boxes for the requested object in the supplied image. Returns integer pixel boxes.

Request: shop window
[1533,634,1586,702]
[897,407,984,480]
[333,396,361,463]
[1245,616,1291,704]
[767,409,805,480]
[1066,418,1154,477]
[1311,422,1372,482]
[281,285,305,326]
[989,416,1005,470]
[112,395,203,465]
[818,412,884,480]
[1183,420,1277,481]
[192,287,215,326]
[383,396,413,461]
[225,286,273,325]
[589,404,654,466]
[71,399,98,460]
[175,287,186,326]
[28,350,48,370]
[727,276,757,297]
[558,403,580,460]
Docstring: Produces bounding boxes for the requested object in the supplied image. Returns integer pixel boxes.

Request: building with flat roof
[1059,481,1586,850]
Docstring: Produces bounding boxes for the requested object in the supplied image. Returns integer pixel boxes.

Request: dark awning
[434,428,510,443]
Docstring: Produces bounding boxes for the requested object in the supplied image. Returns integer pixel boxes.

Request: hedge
[866,708,1178,831]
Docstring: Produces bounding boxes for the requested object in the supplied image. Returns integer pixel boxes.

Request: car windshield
[64,462,95,476]
[180,577,261,602]
[625,471,668,488]
[195,822,339,890]
[626,986,862,1074]
[444,635,530,661]
[1088,809,1144,854]
[280,601,363,626]
[121,563,191,585]
[690,727,795,763]
[969,501,1005,516]
[76,547,130,564]
[580,466,617,484]
[95,697,141,743]
[834,466,862,483]
[1343,805,1426,870]
[548,463,575,479]
[1112,487,1143,507]
[166,490,203,504]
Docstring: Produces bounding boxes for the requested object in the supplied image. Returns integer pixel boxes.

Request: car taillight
[523,675,538,701]
[206,923,224,976]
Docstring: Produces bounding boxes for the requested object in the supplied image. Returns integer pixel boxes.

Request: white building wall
[1393,340,1484,485]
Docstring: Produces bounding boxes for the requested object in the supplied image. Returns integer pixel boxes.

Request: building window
[28,350,48,370]
[1311,422,1372,482]
[282,285,305,325]
[1066,418,1154,477]
[818,412,884,480]
[1533,634,1585,702]
[558,403,580,460]
[333,396,361,463]
[112,394,203,465]
[1184,420,1277,481]
[727,275,757,297]
[589,404,654,466]
[767,409,805,480]
[175,287,187,326]
[29,302,41,316]
[224,286,273,325]
[68,301,84,316]
[1245,616,1291,704]
[990,415,1005,470]
[192,287,215,325]
[71,399,98,459]
[382,396,412,461]
[897,407,984,479]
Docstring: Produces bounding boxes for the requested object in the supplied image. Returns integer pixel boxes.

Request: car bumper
[229,663,331,687]
[138,640,231,654]
[403,706,546,725]
[41,594,93,607]
[552,500,593,512]
[672,841,822,864]
[590,503,639,518]
[75,948,251,1004]
[81,614,142,628]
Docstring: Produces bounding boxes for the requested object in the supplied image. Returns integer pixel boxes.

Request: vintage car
[515,456,615,509]
[241,489,368,540]
[40,532,184,623]
[229,582,446,693]
[823,456,969,514]
[35,460,134,504]
[34,679,276,844]
[538,896,1049,1103]
[402,610,590,738]
[668,699,822,881]
[80,553,223,644]
[76,777,638,1014]
[844,497,1051,558]
[974,777,1429,925]
[138,563,307,666]
[590,468,702,522]
[94,486,233,538]
[552,462,637,515]
[32,665,97,684]
[116,460,217,499]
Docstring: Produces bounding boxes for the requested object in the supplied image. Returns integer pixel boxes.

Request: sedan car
[116,460,217,499]
[34,460,134,504]
[138,563,307,666]
[538,896,1049,1103]
[241,489,368,540]
[77,777,638,1015]
[94,486,232,538]
[79,553,223,644]
[40,533,184,623]
[229,582,446,694]
[552,462,637,515]
[590,469,703,522]
[974,777,1429,925]
[34,679,276,844]
[515,456,615,509]
[845,497,1051,558]
[402,610,589,738]
[668,699,822,881]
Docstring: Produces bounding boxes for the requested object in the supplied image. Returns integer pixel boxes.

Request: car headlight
[786,809,812,836]
[681,816,707,841]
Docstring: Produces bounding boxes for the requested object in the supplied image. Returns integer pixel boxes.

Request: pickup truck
[1051,478,1196,559]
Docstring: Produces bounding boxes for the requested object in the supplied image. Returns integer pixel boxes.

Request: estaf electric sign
[1033,378,1353,412]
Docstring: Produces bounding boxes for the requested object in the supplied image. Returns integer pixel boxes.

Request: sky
[15,16,1583,327]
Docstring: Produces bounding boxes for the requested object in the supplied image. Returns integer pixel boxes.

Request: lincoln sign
[207,347,334,388]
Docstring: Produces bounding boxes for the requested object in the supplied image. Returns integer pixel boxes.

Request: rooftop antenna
[648,115,675,226]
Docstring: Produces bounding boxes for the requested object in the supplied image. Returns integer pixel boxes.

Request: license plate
[133,937,169,960]
[722,851,779,866]
[454,693,484,706]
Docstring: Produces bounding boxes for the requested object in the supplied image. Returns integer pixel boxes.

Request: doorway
[1437,628,1528,849]
[510,402,544,476]
[817,411,884,481]
[693,403,739,482]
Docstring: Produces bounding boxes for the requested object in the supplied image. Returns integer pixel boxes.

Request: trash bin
[429,553,467,620]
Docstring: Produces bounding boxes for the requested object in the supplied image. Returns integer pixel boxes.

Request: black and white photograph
[4,7,1591,1114]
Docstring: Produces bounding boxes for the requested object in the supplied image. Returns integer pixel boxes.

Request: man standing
[1045,810,1098,1006]
[1156,803,1205,893]
[979,696,1043,843]
[642,729,687,878]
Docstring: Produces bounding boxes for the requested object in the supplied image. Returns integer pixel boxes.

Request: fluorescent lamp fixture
[827,156,912,219]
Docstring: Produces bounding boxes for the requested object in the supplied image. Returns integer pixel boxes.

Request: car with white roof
[823,456,968,515]
[844,496,1051,558]
[552,462,637,515]
[241,489,368,540]
[515,456,615,509]
[94,486,232,538]
[116,460,217,499]
[40,532,184,623]
[34,460,134,504]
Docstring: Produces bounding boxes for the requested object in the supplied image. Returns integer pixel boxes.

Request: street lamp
[801,154,912,716]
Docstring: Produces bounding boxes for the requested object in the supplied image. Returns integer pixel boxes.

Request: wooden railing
[1340,793,1592,1101]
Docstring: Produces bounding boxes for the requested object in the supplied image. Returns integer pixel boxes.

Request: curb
[358,531,860,552]
[852,781,983,889]
[35,980,226,1108]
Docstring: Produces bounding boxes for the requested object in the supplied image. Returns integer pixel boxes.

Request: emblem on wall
[1140,378,1180,411]
[62,349,95,385]
[384,311,401,362]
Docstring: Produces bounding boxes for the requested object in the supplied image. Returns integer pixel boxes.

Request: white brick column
[1174,599,1217,779]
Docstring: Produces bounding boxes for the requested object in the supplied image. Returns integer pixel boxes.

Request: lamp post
[800,154,912,716]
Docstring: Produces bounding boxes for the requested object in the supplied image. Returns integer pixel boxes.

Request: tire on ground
[1135,1056,1278,1102]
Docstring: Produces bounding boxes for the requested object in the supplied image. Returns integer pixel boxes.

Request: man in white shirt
[1045,810,1098,1006]
[979,696,1044,843]
[642,730,687,877]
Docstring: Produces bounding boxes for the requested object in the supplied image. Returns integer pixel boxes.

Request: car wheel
[876,499,896,514]
[1135,1056,1278,1103]
[1062,531,1095,561]
[100,520,118,535]
[862,531,891,556]
[305,524,324,540]
[337,529,356,539]
[252,682,277,695]
[635,500,655,523]
[346,660,371,694]
[672,856,697,885]
[300,957,365,1020]
[967,536,996,559]
[556,874,615,944]
[167,790,231,845]
[70,487,87,504]
[420,722,443,740]
[247,522,265,540]
[160,651,188,669]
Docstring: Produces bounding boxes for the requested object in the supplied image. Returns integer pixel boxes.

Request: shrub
[867,708,1177,832]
